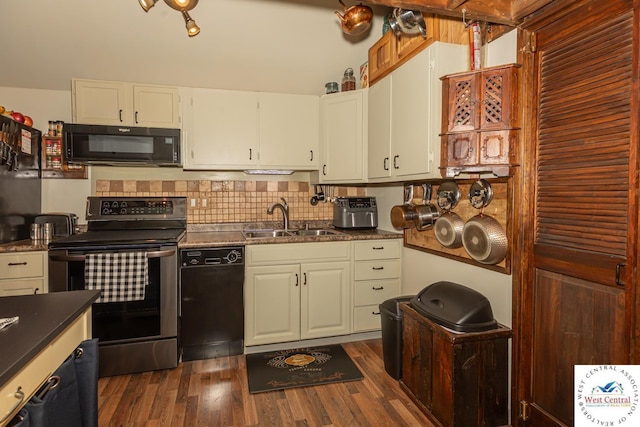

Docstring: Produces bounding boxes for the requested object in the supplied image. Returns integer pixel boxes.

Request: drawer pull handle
[303,273,307,286]
[372,311,381,316]
[295,274,299,287]
[372,267,384,270]
[0,387,24,423]
[7,262,27,266]
[372,286,384,290]
[372,246,384,250]
[34,288,40,294]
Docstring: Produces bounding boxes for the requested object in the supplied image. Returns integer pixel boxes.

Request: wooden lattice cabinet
[440,63,520,177]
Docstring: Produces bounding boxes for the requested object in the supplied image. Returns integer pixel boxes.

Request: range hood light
[243,170,295,175]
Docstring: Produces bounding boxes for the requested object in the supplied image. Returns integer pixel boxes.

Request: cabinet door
[185,88,258,169]
[391,48,434,178]
[443,73,478,133]
[368,32,395,85]
[319,90,366,183]
[245,265,300,346]
[444,132,479,167]
[300,261,351,339]
[132,85,180,128]
[367,75,392,179]
[258,93,319,169]
[478,67,517,130]
[72,79,130,126]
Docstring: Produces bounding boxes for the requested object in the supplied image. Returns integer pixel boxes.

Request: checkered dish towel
[84,252,148,303]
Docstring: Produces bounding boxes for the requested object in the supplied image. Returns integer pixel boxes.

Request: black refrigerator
[0,114,41,243]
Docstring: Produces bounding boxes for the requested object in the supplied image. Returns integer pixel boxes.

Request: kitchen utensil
[469,179,494,209]
[462,214,508,264]
[414,183,439,231]
[433,181,464,248]
[388,8,427,37]
[390,184,417,229]
[335,0,373,36]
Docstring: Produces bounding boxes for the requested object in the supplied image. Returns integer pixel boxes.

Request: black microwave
[64,123,181,167]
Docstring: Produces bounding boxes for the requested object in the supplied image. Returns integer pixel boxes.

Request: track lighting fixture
[138,0,200,37]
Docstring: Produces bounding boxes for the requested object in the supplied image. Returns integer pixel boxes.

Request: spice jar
[325,82,339,94]
[341,68,356,92]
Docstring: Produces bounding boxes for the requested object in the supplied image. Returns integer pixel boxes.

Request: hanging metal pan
[462,214,508,264]
[433,181,463,248]
[434,212,464,248]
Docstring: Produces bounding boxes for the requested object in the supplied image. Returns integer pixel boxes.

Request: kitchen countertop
[0,226,403,252]
[0,290,100,388]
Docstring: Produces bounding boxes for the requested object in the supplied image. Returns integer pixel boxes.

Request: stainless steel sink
[291,229,344,237]
[242,229,294,239]
[242,228,344,239]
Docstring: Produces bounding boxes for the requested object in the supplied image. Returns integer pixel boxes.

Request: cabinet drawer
[353,305,383,332]
[247,242,350,264]
[354,280,400,306]
[354,240,401,260]
[0,278,46,297]
[354,260,400,280]
[0,252,45,280]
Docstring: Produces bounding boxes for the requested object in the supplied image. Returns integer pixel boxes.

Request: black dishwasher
[179,247,244,361]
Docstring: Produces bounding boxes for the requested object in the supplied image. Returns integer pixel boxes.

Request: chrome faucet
[267,197,290,230]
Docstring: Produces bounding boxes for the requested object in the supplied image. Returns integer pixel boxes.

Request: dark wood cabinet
[440,64,520,178]
[400,303,511,427]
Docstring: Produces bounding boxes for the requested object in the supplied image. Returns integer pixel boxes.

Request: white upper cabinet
[182,89,319,170]
[258,92,319,170]
[184,88,259,169]
[319,89,368,183]
[368,42,467,182]
[367,75,392,179]
[72,79,180,128]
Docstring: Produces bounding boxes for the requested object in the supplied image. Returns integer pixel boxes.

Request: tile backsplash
[95,179,365,224]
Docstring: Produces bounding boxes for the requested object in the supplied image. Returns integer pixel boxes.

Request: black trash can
[380,295,414,380]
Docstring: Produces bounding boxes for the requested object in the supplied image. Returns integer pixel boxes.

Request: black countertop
[0,290,100,387]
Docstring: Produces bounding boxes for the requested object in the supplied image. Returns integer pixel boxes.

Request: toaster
[34,213,78,237]
[333,197,378,230]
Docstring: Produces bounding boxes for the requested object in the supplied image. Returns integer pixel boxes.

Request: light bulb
[138,0,159,12]
[182,11,200,37]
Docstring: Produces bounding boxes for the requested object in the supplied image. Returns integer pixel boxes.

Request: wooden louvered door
[517,0,637,426]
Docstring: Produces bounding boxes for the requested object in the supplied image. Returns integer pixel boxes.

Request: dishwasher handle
[50,249,175,262]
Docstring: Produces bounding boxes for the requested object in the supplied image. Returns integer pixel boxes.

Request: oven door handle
[49,249,176,262]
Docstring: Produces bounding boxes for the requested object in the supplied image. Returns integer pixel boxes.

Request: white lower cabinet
[245,242,351,346]
[0,251,48,296]
[352,240,402,332]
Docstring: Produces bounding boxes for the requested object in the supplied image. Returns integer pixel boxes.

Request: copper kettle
[335,0,373,36]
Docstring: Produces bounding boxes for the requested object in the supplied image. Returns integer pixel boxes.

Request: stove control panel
[87,197,187,220]
[181,247,245,267]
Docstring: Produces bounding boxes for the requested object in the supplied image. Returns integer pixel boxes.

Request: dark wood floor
[97,339,435,426]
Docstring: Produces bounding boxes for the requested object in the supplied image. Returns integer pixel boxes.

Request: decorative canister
[325,82,339,94]
[341,68,356,92]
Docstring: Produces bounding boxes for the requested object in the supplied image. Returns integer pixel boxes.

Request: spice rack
[41,135,87,179]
